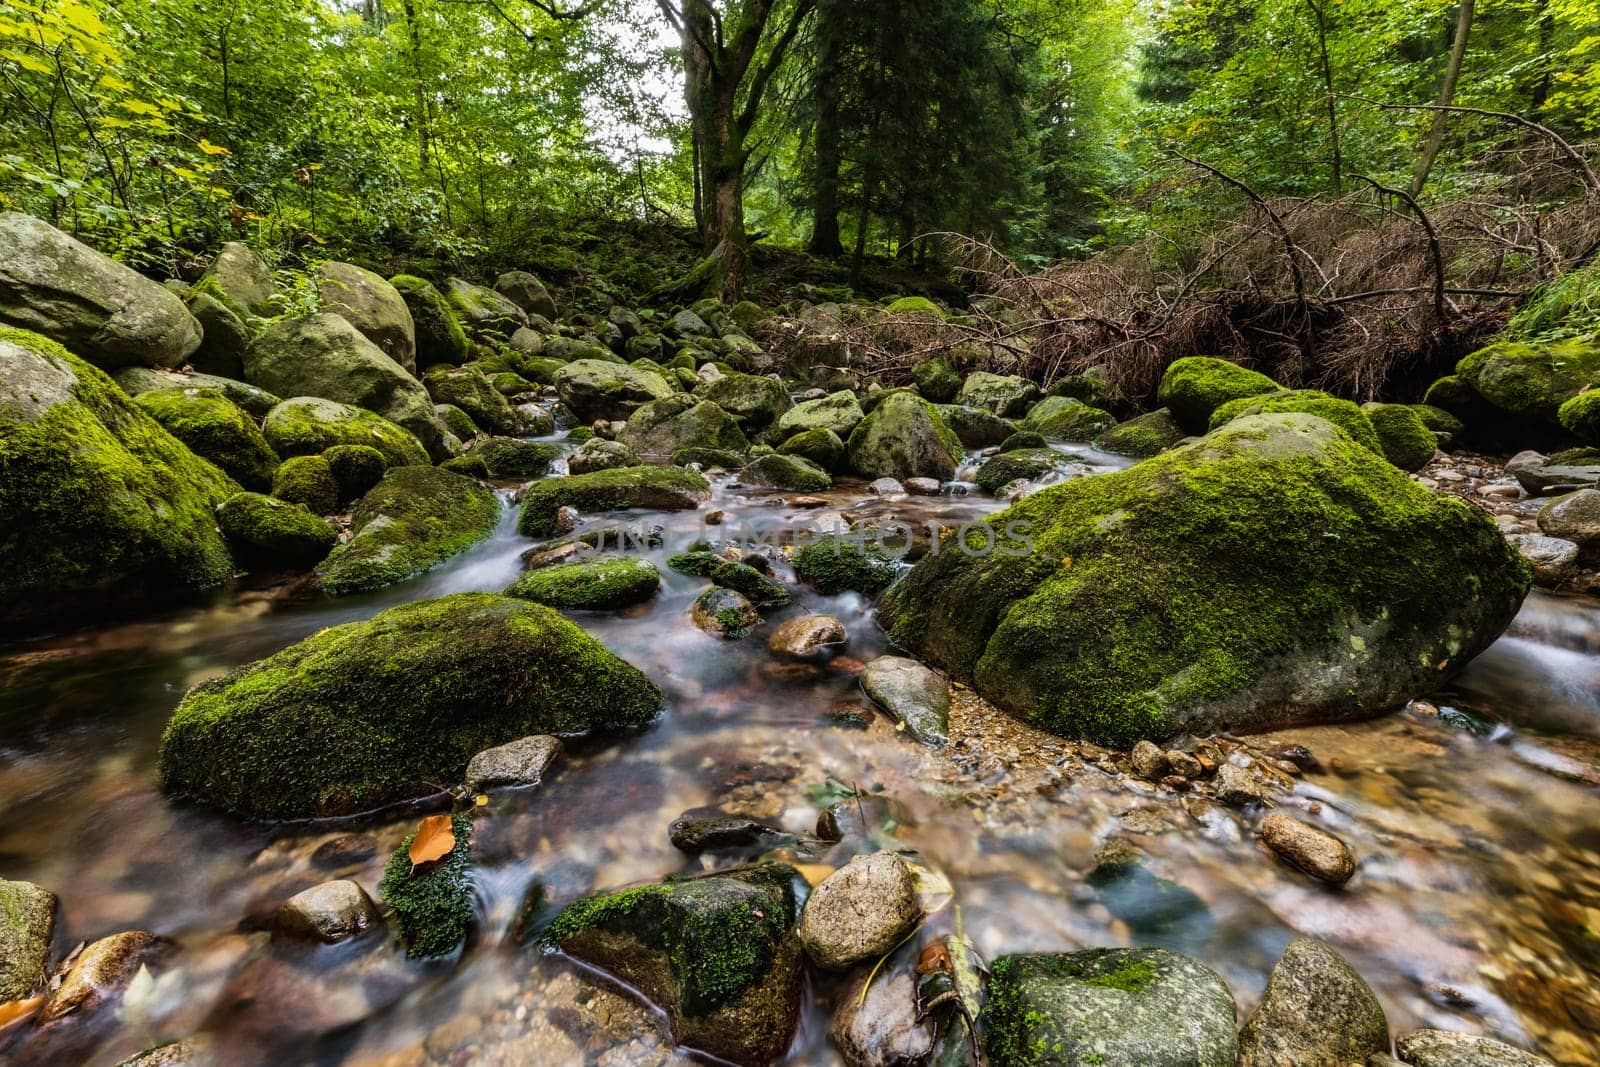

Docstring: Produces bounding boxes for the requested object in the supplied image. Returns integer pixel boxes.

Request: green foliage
[1505,263,1600,344]
[380,814,473,959]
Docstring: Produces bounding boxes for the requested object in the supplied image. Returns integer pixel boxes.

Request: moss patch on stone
[133,387,280,491]
[506,554,661,609]
[316,466,500,594]
[263,396,429,468]
[468,437,563,478]
[517,466,710,537]
[1208,390,1381,454]
[379,813,473,959]
[974,448,1066,494]
[740,452,831,492]
[322,443,387,500]
[792,537,898,596]
[271,455,339,514]
[1365,403,1438,471]
[1157,356,1281,434]
[1021,396,1116,442]
[1094,409,1186,459]
[216,492,336,566]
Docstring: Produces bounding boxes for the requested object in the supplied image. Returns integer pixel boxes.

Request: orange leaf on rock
[408,814,455,870]
[0,996,43,1032]
[794,863,835,887]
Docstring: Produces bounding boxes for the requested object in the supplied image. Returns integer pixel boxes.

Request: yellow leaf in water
[474,794,489,807]
[0,996,42,1032]
[408,814,455,869]
[794,863,835,887]
[906,860,954,914]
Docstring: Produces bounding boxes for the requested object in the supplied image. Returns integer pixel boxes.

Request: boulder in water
[315,466,499,594]
[134,386,280,490]
[517,466,709,537]
[555,358,675,422]
[846,392,962,482]
[1237,937,1387,1067]
[618,394,748,459]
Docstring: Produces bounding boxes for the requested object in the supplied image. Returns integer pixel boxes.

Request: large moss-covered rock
[315,466,500,594]
[315,261,416,371]
[245,313,446,458]
[912,355,963,402]
[1209,390,1382,454]
[792,537,898,596]
[424,364,525,435]
[444,278,528,337]
[1557,389,1600,444]
[323,443,388,499]
[182,289,251,379]
[272,454,338,514]
[544,865,803,1066]
[1,327,237,635]
[197,241,277,319]
[1457,339,1600,425]
[1021,396,1117,441]
[880,413,1529,747]
[569,437,641,474]
[937,403,1016,449]
[775,389,863,438]
[984,948,1238,1067]
[740,452,831,491]
[263,396,428,468]
[693,373,790,429]
[506,554,661,610]
[973,448,1070,494]
[159,593,663,818]
[556,358,675,422]
[518,466,710,537]
[134,387,280,490]
[0,211,201,369]
[847,392,962,481]
[1096,408,1186,458]
[777,427,846,471]
[494,270,557,320]
[1365,403,1438,472]
[619,394,748,459]
[216,492,337,567]
[957,372,1040,418]
[1158,356,1281,434]
[391,275,469,368]
[467,437,563,478]
[114,366,279,417]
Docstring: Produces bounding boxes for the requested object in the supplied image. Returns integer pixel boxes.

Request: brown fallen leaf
[793,863,835,887]
[0,996,43,1032]
[408,814,455,870]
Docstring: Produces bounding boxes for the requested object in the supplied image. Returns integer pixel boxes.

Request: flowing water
[2,439,1599,1066]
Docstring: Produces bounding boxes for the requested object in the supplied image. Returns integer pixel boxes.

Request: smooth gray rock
[830,965,934,1067]
[200,241,278,318]
[275,879,380,943]
[798,852,920,970]
[1507,533,1579,585]
[1537,488,1600,550]
[494,270,557,320]
[1238,937,1388,1067]
[861,656,949,745]
[465,734,562,790]
[768,614,847,658]
[316,261,417,371]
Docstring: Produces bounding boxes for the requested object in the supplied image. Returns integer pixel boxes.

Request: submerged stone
[380,814,473,959]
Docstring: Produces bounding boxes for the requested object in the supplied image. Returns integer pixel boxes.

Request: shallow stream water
[2,437,1598,1066]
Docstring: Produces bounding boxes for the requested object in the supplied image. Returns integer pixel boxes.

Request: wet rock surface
[797,851,921,969]
[1237,937,1388,1067]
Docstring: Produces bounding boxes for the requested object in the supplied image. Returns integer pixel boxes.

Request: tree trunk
[1528,0,1555,113]
[403,0,430,171]
[849,180,871,289]
[807,0,843,256]
[1308,0,1341,194]
[1411,0,1475,196]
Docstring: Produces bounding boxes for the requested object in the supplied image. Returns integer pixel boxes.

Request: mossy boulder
[263,396,428,468]
[1364,403,1438,472]
[491,370,538,397]
[494,270,557,320]
[673,446,745,469]
[1047,371,1117,411]
[555,358,675,422]
[467,437,563,478]
[777,427,846,472]
[846,392,963,481]
[380,814,472,959]
[1412,403,1465,444]
[216,492,337,567]
[435,402,480,442]
[775,389,863,438]
[134,387,280,490]
[0,212,201,370]
[197,241,277,320]
[1558,390,1600,444]
[792,537,898,596]
[444,278,528,338]
[543,865,802,1066]
[506,554,661,610]
[315,261,417,371]
[879,413,1530,747]
[740,453,831,492]
[160,593,662,818]
[114,366,279,417]
[391,275,469,368]
[245,313,447,458]
[1209,390,1381,454]
[440,453,489,478]
[1021,396,1117,442]
[518,466,710,537]
[1457,339,1600,425]
[693,372,791,429]
[0,327,237,635]
[316,466,500,594]
[671,553,792,608]
[1095,409,1186,458]
[885,295,945,319]
[182,289,251,379]
[618,394,748,460]
[272,455,339,514]
[1157,356,1281,434]
[957,372,1040,418]
[984,949,1238,1067]
[937,403,1016,449]
[424,364,526,435]
[569,437,642,474]
[912,355,963,403]
[974,448,1069,495]
[323,443,387,499]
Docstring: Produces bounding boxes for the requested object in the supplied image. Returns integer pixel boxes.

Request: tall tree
[1411,0,1476,195]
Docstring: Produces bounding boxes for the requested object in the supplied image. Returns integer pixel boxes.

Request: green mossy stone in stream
[439,453,490,478]
[973,448,1067,495]
[1364,403,1438,472]
[879,413,1530,748]
[618,394,748,460]
[566,426,596,444]
[706,559,791,608]
[1412,403,1465,443]
[1094,409,1186,459]
[739,453,831,492]
[0,878,56,1001]
[543,865,802,1066]
[956,372,1040,418]
[263,397,429,468]
[391,275,469,368]
[792,537,898,597]
[0,327,238,635]
[517,466,711,537]
[1457,338,1600,424]
[159,593,663,818]
[672,446,745,469]
[1047,371,1117,411]
[316,466,500,594]
[1000,431,1049,453]
[380,814,473,959]
[1209,390,1382,455]
[937,403,1016,449]
[435,402,481,443]
[846,392,963,481]
[912,355,963,403]
[1021,396,1116,442]
[216,492,337,567]
[555,358,675,422]
[693,373,791,429]
[322,443,387,500]
[777,427,846,472]
[424,364,526,435]
[1157,356,1281,434]
[271,455,339,515]
[491,371,538,397]
[667,550,720,576]
[506,554,662,610]
[133,386,280,491]
[467,437,563,478]
[983,948,1238,1067]
[775,390,863,438]
[692,586,760,638]
[884,296,945,320]
[1558,390,1600,444]
[114,366,281,418]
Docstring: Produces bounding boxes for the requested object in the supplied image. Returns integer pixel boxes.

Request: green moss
[880,413,1530,748]
[912,355,963,403]
[379,814,473,959]
[1208,390,1382,453]
[740,452,831,492]
[1559,390,1600,444]
[1365,403,1438,471]
[215,492,336,566]
[1094,409,1186,459]
[671,446,745,468]
[885,295,946,319]
[692,372,790,429]
[316,466,500,594]
[1456,338,1600,423]
[440,453,490,478]
[0,327,239,633]
[391,275,470,367]
[667,550,720,576]
[133,387,280,491]
[1412,403,1465,441]
[777,427,846,471]
[792,537,898,596]
[271,455,338,514]
[158,593,663,817]
[984,951,1173,1067]
[322,443,387,500]
[566,426,596,444]
[1021,396,1116,442]
[846,392,963,481]
[974,448,1065,494]
[517,465,710,537]
[1157,356,1281,434]
[435,402,481,442]
[263,397,429,468]
[491,371,538,396]
[468,437,562,478]
[708,559,791,608]
[506,554,661,609]
[1000,431,1049,453]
